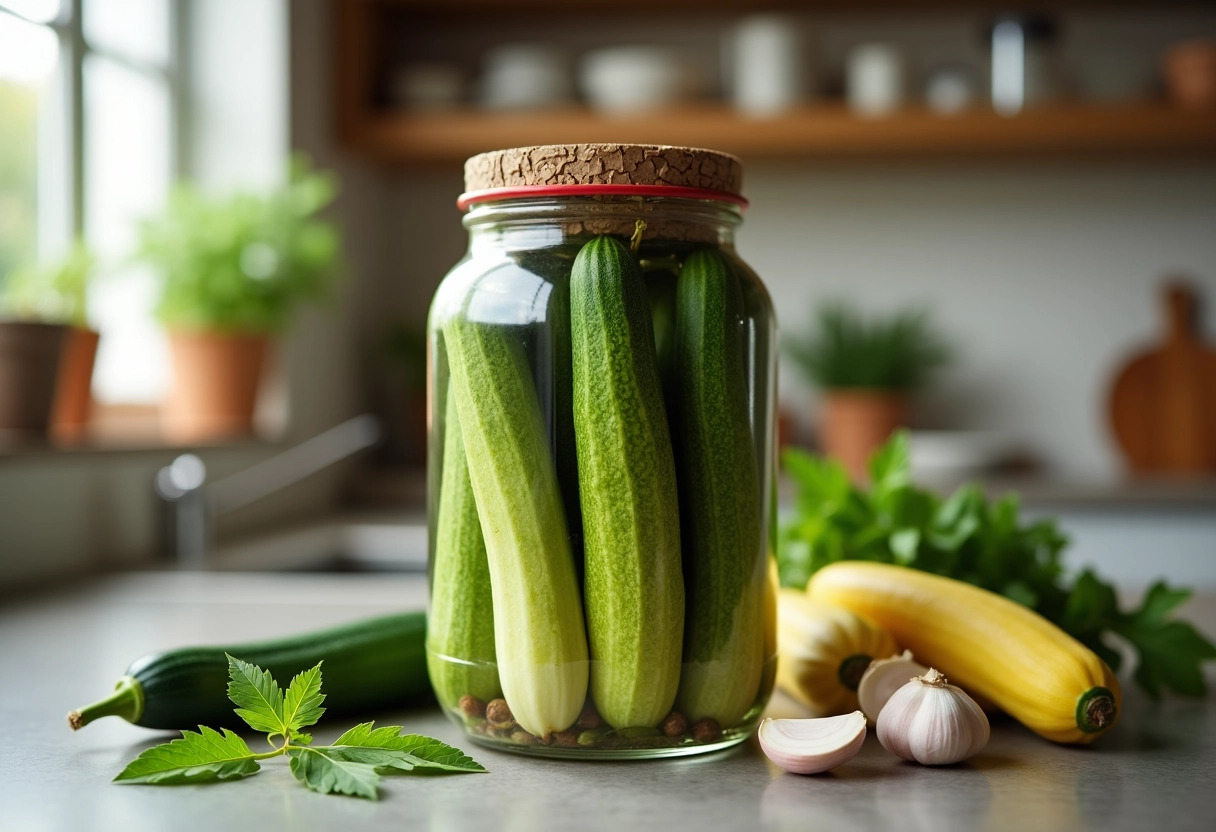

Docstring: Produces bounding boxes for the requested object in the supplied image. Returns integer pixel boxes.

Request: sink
[207,513,428,573]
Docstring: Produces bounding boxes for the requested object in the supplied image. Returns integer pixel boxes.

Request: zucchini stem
[68,675,144,730]
[629,219,646,255]
[1077,687,1117,733]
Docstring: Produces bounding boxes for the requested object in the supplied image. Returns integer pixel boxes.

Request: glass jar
[426,145,776,759]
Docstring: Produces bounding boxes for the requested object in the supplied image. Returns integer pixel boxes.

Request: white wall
[189,0,289,193]
[742,159,1216,478]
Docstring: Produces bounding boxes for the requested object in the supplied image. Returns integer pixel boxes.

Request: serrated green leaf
[1120,618,1216,698]
[777,537,812,589]
[1001,580,1038,609]
[1063,570,1119,636]
[889,528,920,564]
[114,726,261,785]
[1131,582,1194,626]
[288,747,380,799]
[324,747,420,773]
[282,662,326,739]
[226,654,287,738]
[782,448,851,509]
[868,431,910,495]
[326,722,487,773]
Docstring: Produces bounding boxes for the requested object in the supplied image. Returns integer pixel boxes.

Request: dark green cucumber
[644,267,679,413]
[426,386,500,707]
[674,248,765,727]
[571,236,684,729]
[69,612,431,731]
[443,311,588,738]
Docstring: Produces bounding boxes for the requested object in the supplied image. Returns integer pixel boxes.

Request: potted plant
[136,156,342,443]
[785,303,951,482]
[0,243,96,435]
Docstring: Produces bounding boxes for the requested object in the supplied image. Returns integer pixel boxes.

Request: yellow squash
[776,589,897,715]
[807,562,1121,744]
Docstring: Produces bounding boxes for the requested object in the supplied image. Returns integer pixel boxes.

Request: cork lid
[464,144,743,197]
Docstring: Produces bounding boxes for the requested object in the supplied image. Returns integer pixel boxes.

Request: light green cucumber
[426,386,501,707]
[570,236,684,729]
[674,248,765,727]
[442,312,588,738]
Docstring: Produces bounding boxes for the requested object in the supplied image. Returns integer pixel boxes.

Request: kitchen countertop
[2,572,1214,832]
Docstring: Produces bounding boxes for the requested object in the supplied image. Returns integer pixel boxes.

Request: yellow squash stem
[807,562,1121,744]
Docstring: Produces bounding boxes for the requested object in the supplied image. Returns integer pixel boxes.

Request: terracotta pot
[1163,39,1216,111]
[821,390,909,483]
[164,330,267,443]
[51,327,100,439]
[0,321,69,433]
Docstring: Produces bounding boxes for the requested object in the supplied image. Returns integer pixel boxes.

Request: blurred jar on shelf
[989,13,1065,116]
[846,43,906,118]
[729,14,810,117]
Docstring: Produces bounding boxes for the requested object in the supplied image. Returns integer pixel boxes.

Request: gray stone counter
[2,572,1213,831]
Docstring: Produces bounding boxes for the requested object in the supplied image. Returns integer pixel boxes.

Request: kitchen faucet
[155,414,382,569]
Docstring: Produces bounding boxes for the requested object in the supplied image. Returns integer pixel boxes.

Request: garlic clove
[876,668,990,766]
[857,650,928,724]
[758,711,867,775]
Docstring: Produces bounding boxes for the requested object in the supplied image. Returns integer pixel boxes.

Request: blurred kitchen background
[1,0,1214,592]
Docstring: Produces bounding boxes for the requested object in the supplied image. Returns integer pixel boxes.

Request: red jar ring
[457,184,749,212]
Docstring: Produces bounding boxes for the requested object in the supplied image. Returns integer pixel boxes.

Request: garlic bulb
[857,650,928,723]
[776,590,897,715]
[876,668,989,765]
[758,711,867,775]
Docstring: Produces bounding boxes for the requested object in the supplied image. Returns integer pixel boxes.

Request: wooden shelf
[344,103,1216,165]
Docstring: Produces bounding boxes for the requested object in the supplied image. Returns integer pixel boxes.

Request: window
[0,0,179,406]
[0,2,64,281]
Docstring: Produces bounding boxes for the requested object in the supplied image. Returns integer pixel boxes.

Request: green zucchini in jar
[426,384,501,708]
[673,248,765,728]
[570,235,684,729]
[443,309,588,739]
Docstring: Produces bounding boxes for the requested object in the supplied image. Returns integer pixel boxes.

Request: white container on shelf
[925,64,978,115]
[990,15,1063,116]
[479,43,573,110]
[846,43,906,117]
[729,15,808,117]
[579,46,707,114]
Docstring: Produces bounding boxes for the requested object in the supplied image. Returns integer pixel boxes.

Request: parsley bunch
[778,432,1216,697]
[114,655,485,799]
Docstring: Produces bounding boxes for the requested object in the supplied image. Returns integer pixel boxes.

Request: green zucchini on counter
[673,248,766,728]
[68,612,431,731]
[426,386,501,707]
[442,307,589,739]
[570,236,684,729]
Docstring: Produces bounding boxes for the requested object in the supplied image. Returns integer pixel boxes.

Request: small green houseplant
[0,243,97,434]
[784,303,951,481]
[136,156,342,442]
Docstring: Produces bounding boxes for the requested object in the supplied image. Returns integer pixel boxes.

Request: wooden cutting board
[1108,281,1216,473]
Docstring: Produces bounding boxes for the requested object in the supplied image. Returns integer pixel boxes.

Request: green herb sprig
[113,655,486,799]
[778,432,1216,698]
